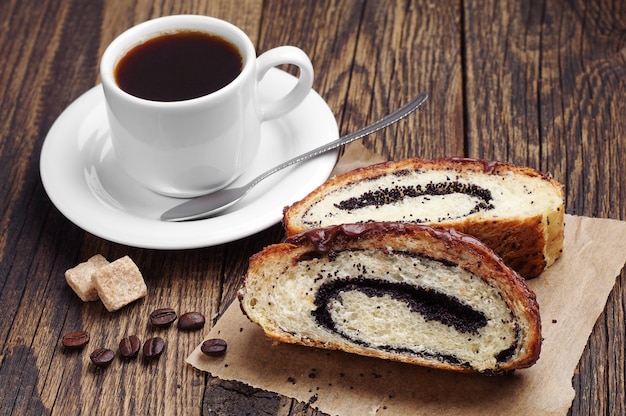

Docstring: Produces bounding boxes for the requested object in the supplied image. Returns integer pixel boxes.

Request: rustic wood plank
[463,0,544,166]
[0,0,104,414]
[534,0,626,219]
[343,0,465,160]
[204,377,326,416]
[257,0,367,125]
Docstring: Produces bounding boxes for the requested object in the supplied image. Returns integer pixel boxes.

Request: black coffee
[115,30,243,101]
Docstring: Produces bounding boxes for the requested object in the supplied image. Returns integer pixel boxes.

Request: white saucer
[40,68,339,249]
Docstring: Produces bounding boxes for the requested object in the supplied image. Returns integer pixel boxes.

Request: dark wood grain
[0,0,624,415]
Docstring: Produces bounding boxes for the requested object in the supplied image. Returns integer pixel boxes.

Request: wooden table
[1,0,624,414]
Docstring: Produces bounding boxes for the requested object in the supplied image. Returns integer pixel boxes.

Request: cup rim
[100,14,256,108]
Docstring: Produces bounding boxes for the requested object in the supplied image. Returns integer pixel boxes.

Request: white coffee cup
[100,15,314,197]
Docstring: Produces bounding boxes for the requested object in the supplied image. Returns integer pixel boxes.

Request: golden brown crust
[240,222,542,374]
[282,157,565,279]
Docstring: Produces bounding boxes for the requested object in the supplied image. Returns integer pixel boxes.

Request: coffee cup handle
[256,46,314,121]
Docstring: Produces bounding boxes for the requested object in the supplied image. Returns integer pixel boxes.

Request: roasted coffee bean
[119,335,141,359]
[201,338,227,356]
[149,308,177,327]
[90,348,115,367]
[61,330,90,349]
[178,311,206,331]
[143,337,165,359]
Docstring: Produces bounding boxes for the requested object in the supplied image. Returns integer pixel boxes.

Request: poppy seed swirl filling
[334,182,494,217]
[299,171,501,227]
[289,250,520,371]
[313,279,488,336]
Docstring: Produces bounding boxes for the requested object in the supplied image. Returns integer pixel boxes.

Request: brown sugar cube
[92,256,147,312]
[64,254,109,302]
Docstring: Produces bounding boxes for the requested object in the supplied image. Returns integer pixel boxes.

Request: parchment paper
[188,143,626,415]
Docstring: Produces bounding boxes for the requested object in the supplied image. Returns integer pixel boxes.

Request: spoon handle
[161,92,428,221]
[247,92,429,190]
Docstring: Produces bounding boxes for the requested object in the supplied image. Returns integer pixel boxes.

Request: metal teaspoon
[160,92,428,221]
